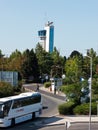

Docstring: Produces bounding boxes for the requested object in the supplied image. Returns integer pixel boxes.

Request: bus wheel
[11,118,15,127]
[32,112,35,120]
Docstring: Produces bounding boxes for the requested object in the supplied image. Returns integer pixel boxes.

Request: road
[5,122,98,130]
[0,84,64,130]
[24,84,65,117]
[1,84,98,130]
[31,123,98,130]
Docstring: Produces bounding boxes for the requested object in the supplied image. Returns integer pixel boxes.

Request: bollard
[65,121,67,130]
[65,121,71,130]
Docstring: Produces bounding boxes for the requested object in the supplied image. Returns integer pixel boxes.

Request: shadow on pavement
[4,116,64,130]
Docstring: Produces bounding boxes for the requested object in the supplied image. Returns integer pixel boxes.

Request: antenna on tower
[44,12,48,25]
[45,21,53,26]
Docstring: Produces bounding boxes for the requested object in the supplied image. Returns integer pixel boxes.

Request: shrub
[44,82,51,88]
[73,102,97,115]
[13,80,23,93]
[58,101,76,115]
[0,82,14,98]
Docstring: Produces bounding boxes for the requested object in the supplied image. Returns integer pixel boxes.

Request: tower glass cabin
[38,21,54,53]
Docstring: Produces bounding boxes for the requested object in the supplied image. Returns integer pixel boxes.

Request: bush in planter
[58,101,76,115]
[44,82,51,88]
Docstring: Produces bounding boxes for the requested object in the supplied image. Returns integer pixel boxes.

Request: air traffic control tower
[38,21,54,53]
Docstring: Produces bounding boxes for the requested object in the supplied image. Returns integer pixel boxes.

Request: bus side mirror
[1,105,4,111]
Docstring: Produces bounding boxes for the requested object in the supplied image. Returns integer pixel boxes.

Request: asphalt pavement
[39,85,98,126]
[24,84,98,127]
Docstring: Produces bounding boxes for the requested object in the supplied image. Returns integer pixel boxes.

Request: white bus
[0,92,42,127]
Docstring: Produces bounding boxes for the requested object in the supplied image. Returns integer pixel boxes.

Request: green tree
[8,49,23,72]
[35,43,53,78]
[70,50,82,58]
[65,56,83,83]
[0,49,3,58]
[51,47,66,78]
[83,48,97,79]
[0,50,5,71]
[21,49,39,82]
[63,81,89,104]
[51,47,65,65]
[92,78,98,94]
[64,82,82,104]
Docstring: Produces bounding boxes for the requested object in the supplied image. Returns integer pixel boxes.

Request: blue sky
[0,0,98,57]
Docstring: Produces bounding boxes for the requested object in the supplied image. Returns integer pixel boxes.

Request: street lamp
[85,55,92,130]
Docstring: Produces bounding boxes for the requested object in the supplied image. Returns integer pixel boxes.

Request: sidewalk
[40,86,65,97]
[48,115,98,126]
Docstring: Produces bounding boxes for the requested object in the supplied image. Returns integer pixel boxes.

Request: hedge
[44,82,51,88]
[58,101,76,115]
[73,102,97,115]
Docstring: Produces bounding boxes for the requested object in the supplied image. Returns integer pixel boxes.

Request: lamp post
[86,55,92,130]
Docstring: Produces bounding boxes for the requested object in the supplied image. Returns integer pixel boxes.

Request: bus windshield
[0,101,12,118]
[0,103,4,118]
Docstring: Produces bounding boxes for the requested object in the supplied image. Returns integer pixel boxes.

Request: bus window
[12,100,22,109]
